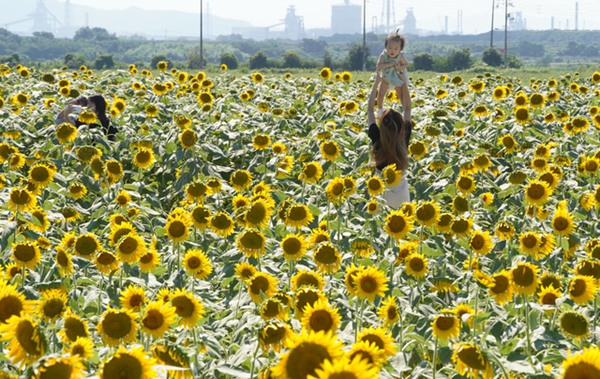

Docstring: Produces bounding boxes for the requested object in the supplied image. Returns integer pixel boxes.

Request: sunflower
[435,88,448,99]
[511,262,539,296]
[97,307,138,346]
[60,310,90,343]
[139,300,177,339]
[132,148,155,169]
[560,345,600,378]
[179,129,197,149]
[451,343,494,379]
[431,314,460,341]
[119,285,146,311]
[320,140,340,161]
[170,288,205,329]
[8,187,37,213]
[552,202,575,235]
[559,311,589,339]
[36,289,67,322]
[348,341,384,370]
[0,315,45,367]
[294,286,326,318]
[404,253,428,279]
[291,269,325,292]
[281,233,308,262]
[35,355,85,379]
[99,345,156,379]
[230,169,253,191]
[378,296,400,327]
[209,211,235,237]
[568,275,598,305]
[272,331,344,379]
[311,355,380,379]
[357,326,397,358]
[492,85,508,100]
[243,199,273,230]
[260,298,288,321]
[190,204,211,230]
[236,229,267,258]
[251,133,271,150]
[350,238,374,258]
[285,203,314,229]
[247,272,279,303]
[235,262,257,282]
[56,122,77,144]
[472,104,488,117]
[68,336,94,359]
[456,175,476,195]
[313,242,341,273]
[319,67,332,80]
[115,234,146,264]
[538,285,561,313]
[182,248,213,280]
[354,266,388,302]
[519,231,541,258]
[153,343,192,379]
[384,209,414,240]
[0,283,30,324]
[11,241,41,269]
[469,230,494,255]
[28,162,56,188]
[524,179,550,206]
[414,201,440,227]
[325,177,346,205]
[94,250,119,275]
[165,209,191,242]
[300,300,340,334]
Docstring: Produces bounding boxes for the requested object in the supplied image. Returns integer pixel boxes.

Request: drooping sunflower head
[99,345,156,379]
[559,311,589,340]
[451,343,493,379]
[559,345,600,378]
[97,308,138,346]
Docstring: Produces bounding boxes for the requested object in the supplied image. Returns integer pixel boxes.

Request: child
[376,30,411,122]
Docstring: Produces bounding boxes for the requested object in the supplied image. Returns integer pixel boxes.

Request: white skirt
[383,175,410,209]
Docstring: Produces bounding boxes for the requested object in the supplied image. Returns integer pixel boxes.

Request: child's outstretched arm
[368,73,382,125]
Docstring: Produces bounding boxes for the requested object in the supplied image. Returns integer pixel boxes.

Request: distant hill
[0,0,251,38]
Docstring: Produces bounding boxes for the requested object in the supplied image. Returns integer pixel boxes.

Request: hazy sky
[65,0,600,34]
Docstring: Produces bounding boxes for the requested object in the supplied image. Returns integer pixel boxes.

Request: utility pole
[504,0,508,67]
[490,0,495,47]
[362,0,367,70]
[200,0,204,68]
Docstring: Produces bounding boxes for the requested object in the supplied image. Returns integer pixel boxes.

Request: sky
[65,0,600,34]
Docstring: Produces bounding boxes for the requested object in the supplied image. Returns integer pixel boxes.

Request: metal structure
[4,0,62,32]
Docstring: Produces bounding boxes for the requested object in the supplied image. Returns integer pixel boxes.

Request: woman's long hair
[88,94,117,141]
[372,109,409,171]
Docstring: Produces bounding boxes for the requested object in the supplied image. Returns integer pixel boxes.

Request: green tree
[412,53,434,71]
[482,47,503,67]
[73,27,117,41]
[446,48,472,71]
[63,53,87,69]
[94,54,115,69]
[151,54,173,70]
[345,43,369,71]
[282,51,302,68]
[249,51,268,69]
[220,52,238,69]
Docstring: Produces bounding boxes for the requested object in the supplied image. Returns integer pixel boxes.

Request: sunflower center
[387,215,406,233]
[102,313,132,338]
[553,217,569,232]
[10,189,31,205]
[359,277,377,293]
[0,295,23,323]
[570,279,587,297]
[416,205,435,222]
[304,165,317,178]
[102,354,143,379]
[76,236,98,256]
[361,335,384,350]
[527,183,546,200]
[188,183,207,198]
[560,312,588,336]
[322,143,338,156]
[172,296,194,318]
[436,316,456,331]
[186,256,201,269]
[43,299,64,319]
[457,346,486,370]
[288,206,308,222]
[296,292,319,313]
[310,310,333,332]
[471,235,485,250]
[14,244,36,262]
[513,265,534,287]
[30,166,50,183]
[283,238,302,256]
[97,252,117,265]
[491,275,509,294]
[262,300,281,318]
[315,245,337,264]
[261,326,286,345]
[192,207,210,225]
[240,231,264,250]
[409,257,424,272]
[212,214,232,230]
[16,320,42,356]
[297,275,319,289]
[387,307,398,320]
[64,318,87,341]
[541,292,558,306]
[168,221,186,238]
[285,342,331,379]
[563,361,600,378]
[143,309,164,330]
[119,236,139,255]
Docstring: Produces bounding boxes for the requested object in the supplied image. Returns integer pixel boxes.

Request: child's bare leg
[377,82,389,110]
[397,83,412,122]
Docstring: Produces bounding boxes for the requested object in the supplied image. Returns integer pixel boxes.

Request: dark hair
[86,94,117,141]
[372,109,408,171]
[384,30,405,50]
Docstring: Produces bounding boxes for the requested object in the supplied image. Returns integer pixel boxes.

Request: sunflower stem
[432,336,438,379]
[523,295,534,366]
[249,337,261,379]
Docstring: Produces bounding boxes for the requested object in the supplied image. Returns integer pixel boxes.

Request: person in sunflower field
[367,72,411,209]
[55,94,117,141]
[375,30,412,123]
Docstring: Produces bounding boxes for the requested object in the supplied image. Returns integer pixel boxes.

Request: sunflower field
[1,61,600,379]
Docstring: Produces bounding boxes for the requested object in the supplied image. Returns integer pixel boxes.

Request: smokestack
[575,2,579,30]
[65,0,70,28]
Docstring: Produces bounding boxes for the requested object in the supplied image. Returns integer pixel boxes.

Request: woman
[55,94,117,141]
[367,72,411,209]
